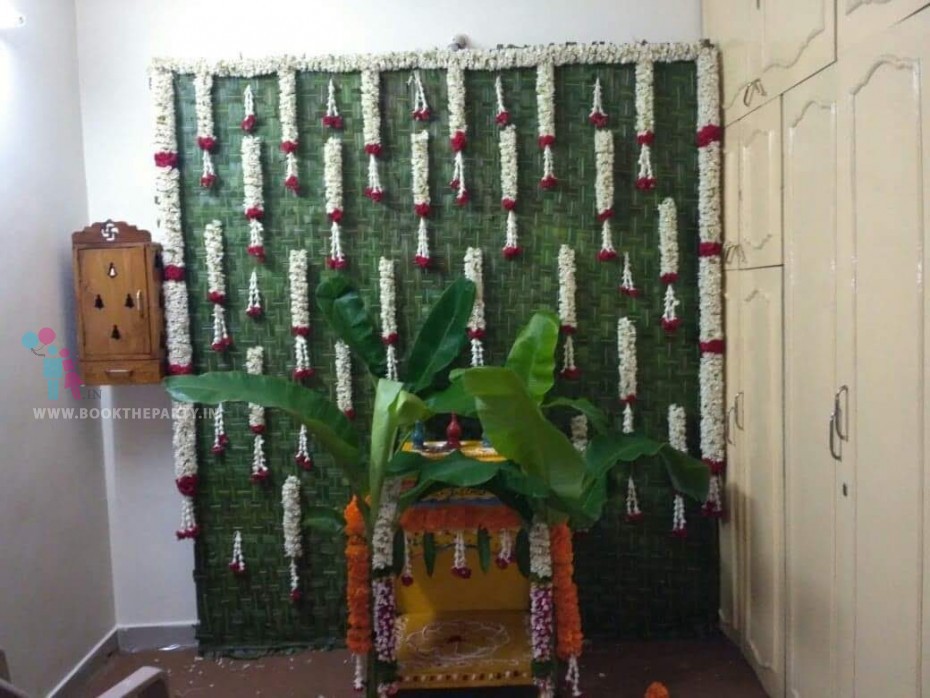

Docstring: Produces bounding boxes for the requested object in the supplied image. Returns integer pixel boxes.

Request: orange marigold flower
[344,498,372,654]
[550,522,584,659]
[645,682,670,698]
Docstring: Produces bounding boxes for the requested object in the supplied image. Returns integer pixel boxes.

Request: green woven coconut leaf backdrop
[173,59,717,652]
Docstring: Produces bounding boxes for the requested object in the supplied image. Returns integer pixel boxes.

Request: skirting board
[48,623,196,697]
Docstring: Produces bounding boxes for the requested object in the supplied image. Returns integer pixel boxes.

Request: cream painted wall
[0,0,114,694]
[74,0,702,628]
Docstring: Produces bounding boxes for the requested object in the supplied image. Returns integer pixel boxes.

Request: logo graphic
[21,327,82,400]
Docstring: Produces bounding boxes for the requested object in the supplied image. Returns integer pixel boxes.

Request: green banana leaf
[542,397,610,435]
[503,309,560,403]
[477,528,491,573]
[315,274,387,377]
[658,447,711,502]
[397,452,503,509]
[423,378,477,417]
[404,278,476,395]
[458,366,586,502]
[164,373,360,472]
[301,505,347,536]
[584,432,666,481]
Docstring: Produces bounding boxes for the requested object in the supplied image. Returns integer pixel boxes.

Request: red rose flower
[322,114,344,129]
[588,112,608,128]
[250,469,270,484]
[280,140,298,154]
[699,242,723,257]
[329,208,343,223]
[467,328,485,340]
[596,208,614,222]
[449,178,460,191]
[291,326,311,337]
[364,187,384,203]
[501,197,517,211]
[154,151,178,168]
[168,363,194,376]
[637,131,655,146]
[207,291,225,305]
[382,333,398,346]
[163,265,185,282]
[241,114,256,132]
[660,272,679,285]
[175,475,198,497]
[401,574,414,587]
[625,511,645,524]
[412,108,430,122]
[364,142,382,157]
[414,202,430,218]
[502,245,522,260]
[200,173,217,189]
[455,190,470,206]
[327,256,348,270]
[247,245,265,262]
[540,174,558,190]
[635,177,657,191]
[290,589,302,603]
[597,248,618,262]
[696,124,722,148]
[250,424,265,435]
[343,408,356,421]
[197,136,216,152]
[284,175,300,193]
[245,306,263,319]
[621,286,641,298]
[495,558,509,570]
[560,366,581,380]
[700,339,726,354]
[293,367,315,380]
[495,110,511,126]
[538,134,555,149]
[414,255,430,270]
[450,130,467,152]
[245,206,264,221]
[560,324,576,335]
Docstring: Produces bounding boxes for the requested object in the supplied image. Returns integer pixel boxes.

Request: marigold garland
[399,504,521,534]
[345,497,373,661]
[551,523,583,696]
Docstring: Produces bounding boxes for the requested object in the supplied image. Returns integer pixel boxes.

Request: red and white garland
[193,72,217,188]
[410,70,430,121]
[495,75,511,125]
[536,62,557,189]
[379,257,399,381]
[617,317,637,433]
[447,66,469,206]
[557,245,579,380]
[635,59,656,190]
[594,128,617,261]
[335,340,354,419]
[452,530,472,578]
[496,529,515,569]
[669,404,688,537]
[620,251,639,297]
[246,270,262,318]
[588,77,608,128]
[658,197,681,333]
[229,529,246,575]
[242,128,266,261]
[204,221,231,351]
[529,520,554,697]
[242,83,256,132]
[697,49,725,517]
[295,425,312,471]
[411,130,431,268]
[372,480,401,697]
[499,124,520,259]
[279,70,299,193]
[289,250,314,379]
[173,403,199,539]
[282,475,303,602]
[324,136,347,269]
[322,78,343,129]
[361,70,384,202]
[246,346,265,434]
[211,402,228,455]
[464,247,485,367]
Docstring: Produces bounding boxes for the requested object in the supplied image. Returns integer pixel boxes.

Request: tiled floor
[77,637,766,697]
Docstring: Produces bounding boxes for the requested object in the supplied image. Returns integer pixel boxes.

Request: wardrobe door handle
[735,391,745,431]
[726,406,737,446]
[834,385,849,441]
[743,83,754,107]
[829,412,842,461]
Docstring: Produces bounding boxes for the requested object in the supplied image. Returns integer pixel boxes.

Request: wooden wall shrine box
[72,221,165,385]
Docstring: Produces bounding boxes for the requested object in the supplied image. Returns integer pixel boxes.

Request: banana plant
[164,276,477,534]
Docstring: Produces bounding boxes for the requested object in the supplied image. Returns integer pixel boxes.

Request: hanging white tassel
[211,305,231,352]
[672,493,687,537]
[410,70,430,120]
[211,402,228,455]
[625,475,643,522]
[352,653,365,692]
[229,530,246,575]
[401,532,414,586]
[570,415,589,452]
[620,252,639,297]
[452,531,471,578]
[496,529,514,569]
[323,78,343,128]
[414,217,430,269]
[565,655,583,697]
[294,424,312,471]
[246,270,262,318]
[176,496,199,540]
[250,433,269,484]
[662,285,681,333]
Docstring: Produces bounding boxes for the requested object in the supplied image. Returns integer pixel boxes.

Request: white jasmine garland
[411,130,430,214]
[410,70,430,120]
[288,249,310,333]
[414,218,430,270]
[211,402,228,455]
[211,304,231,351]
[447,65,467,141]
[193,72,217,188]
[662,285,681,333]
[499,125,518,208]
[536,62,557,188]
[251,433,269,482]
[497,529,514,568]
[294,424,312,470]
[173,402,198,539]
[246,270,262,318]
[282,475,303,597]
[452,531,471,577]
[503,211,520,260]
[588,77,607,126]
[242,83,256,131]
[594,129,617,260]
[322,78,343,128]
[152,69,177,159]
[361,70,384,202]
[494,75,511,125]
[623,403,634,434]
[294,335,312,380]
[372,479,401,572]
[246,346,265,432]
[335,340,354,418]
[203,220,225,304]
[529,519,552,579]
[178,497,197,540]
[620,252,639,297]
[464,247,486,367]
[669,404,687,452]
[617,317,637,404]
[570,414,588,452]
[625,475,643,521]
[379,257,399,380]
[229,530,245,574]
[635,59,656,190]
[279,70,299,192]
[242,135,265,259]
[658,197,680,283]
[324,137,346,268]
[557,245,579,379]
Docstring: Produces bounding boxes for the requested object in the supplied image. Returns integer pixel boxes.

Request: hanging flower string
[400,532,414,586]
[410,69,430,121]
[495,75,511,126]
[500,123,520,258]
[378,257,399,381]
[447,65,469,206]
[669,404,689,537]
[173,403,199,539]
[620,251,640,297]
[246,346,265,434]
[324,136,347,268]
[626,473,644,522]
[617,317,637,433]
[279,70,300,192]
[204,221,231,352]
[551,523,584,697]
[211,402,229,455]
[322,78,343,128]
[282,475,303,602]
[411,130,431,268]
[289,250,314,379]
[594,128,617,260]
[345,498,371,692]
[497,529,515,569]
[335,340,355,419]
[658,197,681,333]
[246,270,262,318]
[452,530,472,578]
[588,77,608,127]
[229,530,246,575]
[294,425,312,471]
[530,520,555,697]
[697,48,725,517]
[635,59,657,190]
[361,70,384,202]
[194,72,217,188]
[537,62,557,189]
[241,83,256,132]
[371,481,401,697]
[558,245,580,380]
[464,247,486,367]
[242,119,266,261]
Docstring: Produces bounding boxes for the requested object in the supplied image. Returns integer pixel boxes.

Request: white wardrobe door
[738,266,785,698]
[836,13,930,697]
[738,99,783,269]
[783,66,839,698]
[760,0,835,100]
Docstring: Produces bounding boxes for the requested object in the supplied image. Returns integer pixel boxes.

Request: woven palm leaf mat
[173,59,717,651]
